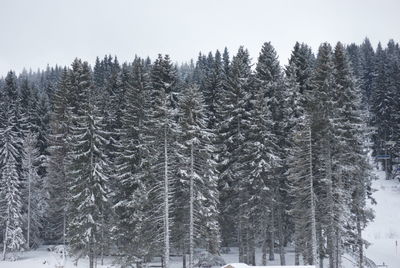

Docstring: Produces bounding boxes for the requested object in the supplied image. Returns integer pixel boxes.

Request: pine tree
[285,45,317,265]
[333,42,374,268]
[310,43,337,268]
[359,38,375,108]
[46,68,70,244]
[240,79,279,265]
[112,58,153,267]
[203,50,224,130]
[286,42,315,95]
[253,42,288,264]
[0,72,25,260]
[217,46,252,262]
[66,60,111,268]
[371,42,387,159]
[177,84,220,268]
[147,54,179,268]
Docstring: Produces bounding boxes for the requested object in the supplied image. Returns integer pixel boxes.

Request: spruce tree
[359,38,375,108]
[147,54,178,268]
[0,72,25,260]
[287,115,318,266]
[112,58,153,267]
[310,43,337,268]
[46,68,70,244]
[333,42,373,268]
[66,60,111,268]
[254,42,287,264]
[286,45,317,265]
[178,84,220,268]
[217,47,252,262]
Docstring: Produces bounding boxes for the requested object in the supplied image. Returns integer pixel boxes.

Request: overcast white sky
[1,0,399,75]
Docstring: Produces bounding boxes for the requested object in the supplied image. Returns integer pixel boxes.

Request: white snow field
[363,168,400,268]
[1,168,400,268]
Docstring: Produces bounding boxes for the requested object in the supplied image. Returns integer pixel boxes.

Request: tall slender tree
[0,72,25,260]
[147,54,179,268]
[66,59,111,268]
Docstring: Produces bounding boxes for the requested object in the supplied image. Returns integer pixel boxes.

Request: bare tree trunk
[189,142,194,268]
[245,228,249,264]
[308,122,318,267]
[101,218,104,266]
[294,246,300,266]
[2,220,9,261]
[356,214,364,268]
[294,223,300,265]
[336,174,344,268]
[326,146,335,268]
[63,207,67,245]
[248,227,256,265]
[268,204,275,261]
[261,206,268,265]
[261,224,267,265]
[277,223,285,264]
[238,202,244,262]
[89,234,94,268]
[182,248,186,268]
[27,168,32,249]
[276,194,286,265]
[164,125,170,268]
[318,224,324,268]
[336,228,341,268]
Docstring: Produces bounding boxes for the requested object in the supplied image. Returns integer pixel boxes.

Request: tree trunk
[277,222,285,264]
[238,206,244,262]
[276,195,286,265]
[261,225,267,265]
[189,142,194,268]
[183,250,186,268]
[326,146,335,268]
[294,223,300,266]
[308,122,318,266]
[2,220,9,261]
[245,228,249,264]
[335,227,341,268]
[268,204,275,261]
[164,125,170,268]
[101,218,104,266]
[27,169,32,249]
[89,234,94,268]
[248,227,256,265]
[318,224,324,268]
[356,213,364,268]
[294,246,300,266]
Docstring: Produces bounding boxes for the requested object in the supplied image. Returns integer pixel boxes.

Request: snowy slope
[363,168,400,268]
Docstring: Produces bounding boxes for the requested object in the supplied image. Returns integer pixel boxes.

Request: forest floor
[1,167,399,268]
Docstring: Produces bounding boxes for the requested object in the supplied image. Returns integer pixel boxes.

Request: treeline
[0,38,398,268]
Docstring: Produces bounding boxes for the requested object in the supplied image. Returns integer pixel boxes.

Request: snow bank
[222,263,315,268]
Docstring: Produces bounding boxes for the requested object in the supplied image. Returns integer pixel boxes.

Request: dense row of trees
[0,38,398,268]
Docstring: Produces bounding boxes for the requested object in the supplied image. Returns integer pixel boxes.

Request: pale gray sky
[1,0,399,75]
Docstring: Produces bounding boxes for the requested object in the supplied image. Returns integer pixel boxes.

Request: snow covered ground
[0,247,113,268]
[363,168,400,268]
[1,167,400,268]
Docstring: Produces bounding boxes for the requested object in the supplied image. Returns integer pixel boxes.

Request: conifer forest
[1,38,400,268]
